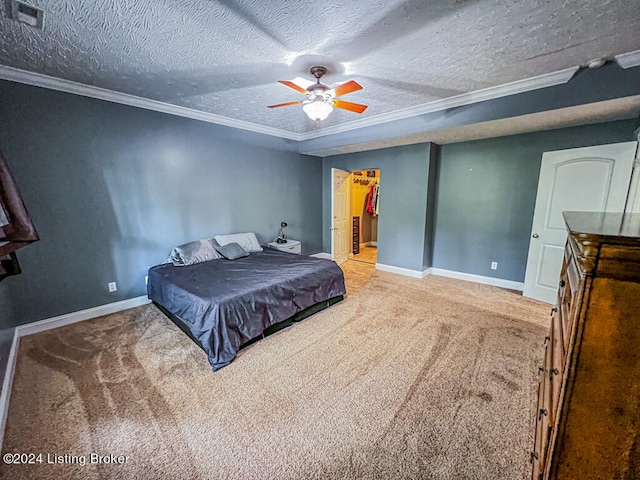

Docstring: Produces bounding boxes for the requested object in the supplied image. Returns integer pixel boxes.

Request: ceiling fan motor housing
[310,66,328,79]
[307,66,331,96]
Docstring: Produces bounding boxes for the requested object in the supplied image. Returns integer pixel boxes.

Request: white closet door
[331,168,351,265]
[523,141,637,304]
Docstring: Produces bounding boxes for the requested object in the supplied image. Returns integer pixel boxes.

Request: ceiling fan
[267,66,367,121]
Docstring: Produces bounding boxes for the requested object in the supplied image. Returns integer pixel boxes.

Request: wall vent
[11,1,44,29]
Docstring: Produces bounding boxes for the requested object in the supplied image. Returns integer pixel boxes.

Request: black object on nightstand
[276,221,288,243]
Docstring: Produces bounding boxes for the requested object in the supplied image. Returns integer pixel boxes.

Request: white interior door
[523,141,638,303]
[331,168,351,265]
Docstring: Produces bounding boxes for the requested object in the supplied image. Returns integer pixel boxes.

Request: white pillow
[214,232,263,252]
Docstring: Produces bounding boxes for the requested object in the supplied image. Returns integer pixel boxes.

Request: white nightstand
[267,239,301,255]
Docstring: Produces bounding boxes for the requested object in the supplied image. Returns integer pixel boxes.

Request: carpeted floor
[1,261,549,479]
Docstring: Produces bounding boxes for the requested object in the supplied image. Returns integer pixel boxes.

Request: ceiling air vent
[11,1,44,29]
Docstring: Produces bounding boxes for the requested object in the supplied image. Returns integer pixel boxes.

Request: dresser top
[563,212,640,244]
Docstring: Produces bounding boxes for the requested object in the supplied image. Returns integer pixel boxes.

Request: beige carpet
[1,262,548,479]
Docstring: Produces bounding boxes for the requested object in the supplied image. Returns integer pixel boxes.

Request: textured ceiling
[0,0,639,138]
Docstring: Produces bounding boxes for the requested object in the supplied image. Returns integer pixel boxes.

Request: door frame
[331,168,381,264]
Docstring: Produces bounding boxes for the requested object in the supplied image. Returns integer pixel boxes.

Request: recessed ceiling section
[302,95,640,157]
[0,0,638,136]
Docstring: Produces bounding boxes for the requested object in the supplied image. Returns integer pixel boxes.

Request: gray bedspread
[147,249,346,370]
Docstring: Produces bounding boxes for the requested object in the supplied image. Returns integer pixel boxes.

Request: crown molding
[298,67,579,140]
[0,64,579,143]
[0,65,301,141]
[615,50,640,69]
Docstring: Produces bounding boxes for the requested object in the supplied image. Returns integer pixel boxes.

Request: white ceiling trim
[0,65,300,140]
[615,50,640,69]
[0,64,579,142]
[297,67,580,140]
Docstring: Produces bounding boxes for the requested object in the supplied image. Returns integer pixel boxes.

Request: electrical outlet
[490,262,498,270]
[145,275,148,285]
[108,281,117,292]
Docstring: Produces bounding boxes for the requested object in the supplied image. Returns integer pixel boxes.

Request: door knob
[532,233,539,238]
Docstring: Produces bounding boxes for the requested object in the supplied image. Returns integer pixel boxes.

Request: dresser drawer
[549,312,564,419]
[558,250,578,354]
[560,245,577,296]
[532,312,564,479]
[532,369,552,479]
[279,243,301,254]
[267,240,302,255]
[557,281,572,356]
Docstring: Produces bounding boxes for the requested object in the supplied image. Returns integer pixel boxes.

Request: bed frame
[154,294,344,354]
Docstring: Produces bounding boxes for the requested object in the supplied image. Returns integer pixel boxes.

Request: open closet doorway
[350,169,379,264]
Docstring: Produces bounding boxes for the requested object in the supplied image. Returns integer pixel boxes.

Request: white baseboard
[0,330,19,450]
[429,268,524,291]
[0,295,151,449]
[376,263,428,279]
[17,296,151,337]
[373,264,524,290]
[310,252,332,259]
[360,241,378,248]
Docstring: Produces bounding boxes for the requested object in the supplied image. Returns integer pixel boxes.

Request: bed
[147,245,346,371]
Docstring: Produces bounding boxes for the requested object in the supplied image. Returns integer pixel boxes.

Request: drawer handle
[529,451,539,463]
[538,408,548,421]
[549,368,559,379]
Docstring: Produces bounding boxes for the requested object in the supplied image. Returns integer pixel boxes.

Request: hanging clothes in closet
[366,183,379,215]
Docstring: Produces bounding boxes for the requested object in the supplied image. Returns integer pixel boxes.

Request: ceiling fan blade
[278,80,307,94]
[267,100,305,109]
[333,99,368,113]
[333,80,363,97]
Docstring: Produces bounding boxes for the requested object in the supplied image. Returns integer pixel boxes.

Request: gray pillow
[169,238,222,266]
[215,242,249,260]
[214,232,263,252]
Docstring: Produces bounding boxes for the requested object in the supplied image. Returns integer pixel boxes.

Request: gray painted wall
[0,79,637,330]
[0,80,321,329]
[322,143,435,272]
[433,119,639,282]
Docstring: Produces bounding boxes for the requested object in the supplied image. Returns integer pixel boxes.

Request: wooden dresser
[531,211,640,479]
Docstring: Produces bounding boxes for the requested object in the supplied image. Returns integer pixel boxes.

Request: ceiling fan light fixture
[303,100,333,121]
[268,65,367,119]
